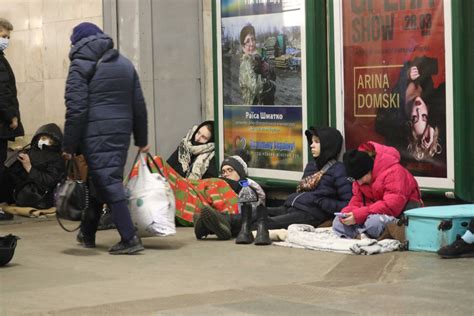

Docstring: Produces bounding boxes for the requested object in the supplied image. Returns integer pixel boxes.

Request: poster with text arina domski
[342,0,447,178]
[220,0,304,175]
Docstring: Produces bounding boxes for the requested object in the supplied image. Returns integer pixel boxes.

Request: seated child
[333,141,423,239]
[262,126,352,230]
[0,123,65,209]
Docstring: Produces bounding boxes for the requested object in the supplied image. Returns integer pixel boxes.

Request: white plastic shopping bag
[126,153,176,237]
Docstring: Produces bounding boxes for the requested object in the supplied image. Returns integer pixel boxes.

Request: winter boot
[254,205,271,245]
[193,212,212,240]
[235,203,254,244]
[200,206,232,240]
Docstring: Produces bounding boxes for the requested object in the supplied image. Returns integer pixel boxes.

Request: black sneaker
[76,231,96,248]
[200,206,231,240]
[0,209,13,221]
[108,235,144,255]
[193,212,211,240]
[437,237,474,259]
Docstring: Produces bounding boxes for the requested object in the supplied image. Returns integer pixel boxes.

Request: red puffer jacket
[343,142,422,224]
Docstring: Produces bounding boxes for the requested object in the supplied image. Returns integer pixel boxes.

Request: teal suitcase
[404,204,474,252]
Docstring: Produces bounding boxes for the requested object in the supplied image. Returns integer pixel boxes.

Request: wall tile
[42,0,60,24]
[82,0,103,18]
[44,79,66,127]
[1,0,29,31]
[28,0,44,29]
[26,28,44,82]
[16,81,45,135]
[7,30,27,84]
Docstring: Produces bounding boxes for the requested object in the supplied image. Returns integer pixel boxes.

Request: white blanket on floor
[273,224,401,255]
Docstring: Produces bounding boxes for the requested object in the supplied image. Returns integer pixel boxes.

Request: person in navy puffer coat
[62,23,149,255]
[261,126,353,229]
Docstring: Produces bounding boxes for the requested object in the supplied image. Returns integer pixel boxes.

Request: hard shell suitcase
[404,204,474,252]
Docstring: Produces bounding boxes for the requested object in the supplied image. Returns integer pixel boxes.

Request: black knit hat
[221,155,248,179]
[343,149,374,180]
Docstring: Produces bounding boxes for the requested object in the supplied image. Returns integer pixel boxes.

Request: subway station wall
[1,0,103,141]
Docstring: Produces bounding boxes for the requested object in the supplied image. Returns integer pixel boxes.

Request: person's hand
[139,144,150,153]
[409,66,420,81]
[62,152,73,160]
[340,212,356,225]
[17,152,32,172]
[9,117,18,130]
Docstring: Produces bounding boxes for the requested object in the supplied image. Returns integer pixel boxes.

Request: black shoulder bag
[55,159,89,232]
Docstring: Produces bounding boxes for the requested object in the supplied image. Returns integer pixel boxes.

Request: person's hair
[0,18,13,32]
[240,24,255,46]
[407,125,441,161]
[202,122,213,140]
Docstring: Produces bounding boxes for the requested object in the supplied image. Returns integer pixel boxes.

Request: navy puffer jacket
[284,127,352,218]
[63,34,147,203]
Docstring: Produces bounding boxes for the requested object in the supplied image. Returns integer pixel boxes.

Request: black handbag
[55,159,89,232]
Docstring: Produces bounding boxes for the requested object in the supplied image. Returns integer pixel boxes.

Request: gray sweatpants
[332,214,397,239]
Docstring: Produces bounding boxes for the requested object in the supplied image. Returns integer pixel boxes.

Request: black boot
[200,206,231,240]
[193,212,212,240]
[254,205,271,245]
[235,203,254,244]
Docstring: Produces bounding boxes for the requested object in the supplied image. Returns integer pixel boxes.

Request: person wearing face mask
[0,18,24,196]
[0,123,64,210]
[194,127,352,241]
[166,121,218,180]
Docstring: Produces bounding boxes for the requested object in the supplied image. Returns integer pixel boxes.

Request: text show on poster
[342,0,447,178]
[220,0,304,174]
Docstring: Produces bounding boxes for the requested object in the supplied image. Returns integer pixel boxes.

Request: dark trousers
[0,139,7,189]
[81,179,135,242]
[264,206,325,230]
[230,205,325,234]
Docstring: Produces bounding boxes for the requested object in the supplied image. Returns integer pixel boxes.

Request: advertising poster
[218,0,305,179]
[341,0,448,179]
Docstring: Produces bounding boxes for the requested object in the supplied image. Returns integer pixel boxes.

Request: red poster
[342,0,447,178]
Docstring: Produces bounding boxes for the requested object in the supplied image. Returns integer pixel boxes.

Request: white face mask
[38,138,51,150]
[0,38,9,51]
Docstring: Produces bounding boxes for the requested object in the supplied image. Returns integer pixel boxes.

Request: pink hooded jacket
[342,142,422,224]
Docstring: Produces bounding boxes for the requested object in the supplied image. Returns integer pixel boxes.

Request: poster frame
[212,0,329,187]
[329,0,455,191]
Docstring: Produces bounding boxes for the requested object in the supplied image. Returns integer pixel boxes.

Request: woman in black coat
[0,19,24,189]
[62,23,149,255]
[166,120,218,179]
[1,123,64,209]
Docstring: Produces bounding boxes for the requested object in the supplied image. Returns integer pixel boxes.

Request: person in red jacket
[333,141,422,239]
